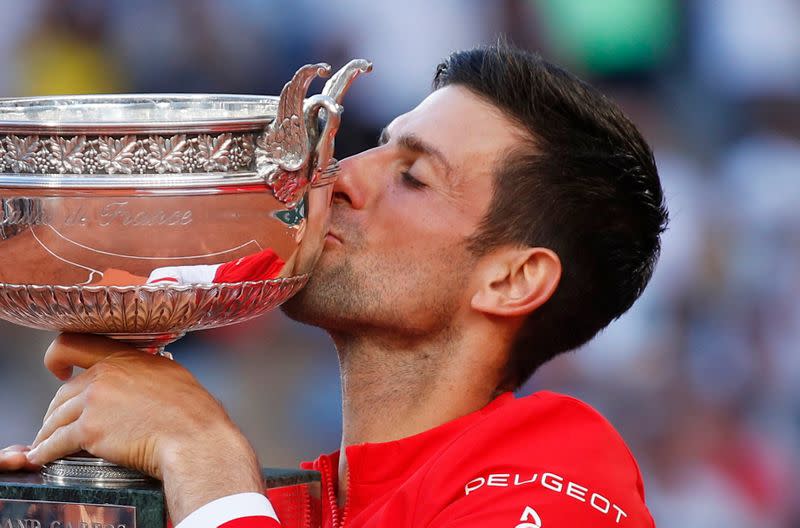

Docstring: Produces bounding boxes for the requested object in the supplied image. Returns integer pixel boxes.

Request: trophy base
[42,455,156,488]
[0,468,321,528]
[0,470,162,527]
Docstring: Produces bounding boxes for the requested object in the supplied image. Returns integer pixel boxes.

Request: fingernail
[26,448,40,464]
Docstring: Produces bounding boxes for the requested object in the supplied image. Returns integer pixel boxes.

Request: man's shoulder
[448,390,639,465]
[505,389,625,431]
[411,391,652,527]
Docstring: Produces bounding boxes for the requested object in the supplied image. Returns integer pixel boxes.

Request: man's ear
[470,247,561,317]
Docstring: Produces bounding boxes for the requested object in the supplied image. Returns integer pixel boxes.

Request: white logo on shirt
[515,505,542,528]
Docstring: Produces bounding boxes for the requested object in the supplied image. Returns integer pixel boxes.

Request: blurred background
[0,0,797,526]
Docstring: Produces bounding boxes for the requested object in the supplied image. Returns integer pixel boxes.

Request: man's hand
[27,334,264,524]
[0,445,40,472]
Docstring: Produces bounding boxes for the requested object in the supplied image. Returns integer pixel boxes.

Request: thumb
[44,333,133,380]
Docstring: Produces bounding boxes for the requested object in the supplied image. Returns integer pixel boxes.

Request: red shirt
[303,391,654,527]
[210,391,655,528]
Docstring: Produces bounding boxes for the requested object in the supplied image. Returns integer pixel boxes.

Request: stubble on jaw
[281,231,487,433]
[281,246,470,423]
[281,211,373,332]
[280,254,370,332]
[282,239,473,343]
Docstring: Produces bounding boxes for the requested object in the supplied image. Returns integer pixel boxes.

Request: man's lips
[325,230,343,245]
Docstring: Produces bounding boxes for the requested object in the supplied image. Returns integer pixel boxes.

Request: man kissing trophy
[0,42,668,528]
[0,59,371,528]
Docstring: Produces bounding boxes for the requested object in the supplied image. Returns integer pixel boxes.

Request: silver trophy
[0,60,370,528]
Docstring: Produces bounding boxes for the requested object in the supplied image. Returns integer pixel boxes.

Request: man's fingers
[44,333,132,380]
[33,393,85,449]
[1,444,31,453]
[26,423,81,466]
[42,369,92,425]
[0,450,40,471]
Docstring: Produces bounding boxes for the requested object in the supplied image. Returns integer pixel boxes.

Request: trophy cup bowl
[0,60,371,528]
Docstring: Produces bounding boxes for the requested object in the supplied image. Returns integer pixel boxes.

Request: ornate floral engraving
[194,133,232,172]
[6,135,40,173]
[229,134,254,170]
[82,142,102,174]
[132,140,150,174]
[147,134,187,174]
[97,136,137,174]
[0,132,258,175]
[50,136,87,174]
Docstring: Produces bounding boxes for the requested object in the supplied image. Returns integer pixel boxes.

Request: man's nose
[331,148,380,210]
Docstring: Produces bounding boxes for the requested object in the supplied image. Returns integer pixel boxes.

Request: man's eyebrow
[379,127,453,174]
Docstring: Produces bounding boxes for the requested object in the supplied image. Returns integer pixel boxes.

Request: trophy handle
[255,63,331,205]
[307,59,372,186]
[304,94,342,186]
[256,63,331,174]
[322,59,372,105]
[255,60,371,204]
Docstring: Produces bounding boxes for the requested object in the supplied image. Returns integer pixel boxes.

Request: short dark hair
[433,43,668,390]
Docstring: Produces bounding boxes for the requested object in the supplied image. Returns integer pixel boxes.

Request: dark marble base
[0,471,163,528]
[0,468,320,528]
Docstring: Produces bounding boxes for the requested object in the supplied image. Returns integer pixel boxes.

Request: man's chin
[280,255,367,332]
[280,265,343,328]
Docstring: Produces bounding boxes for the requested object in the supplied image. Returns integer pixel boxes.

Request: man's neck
[330,330,507,507]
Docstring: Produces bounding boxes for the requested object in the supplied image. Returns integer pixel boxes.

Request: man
[1,43,667,527]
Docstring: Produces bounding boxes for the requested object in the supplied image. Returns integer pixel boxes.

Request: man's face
[283,86,522,338]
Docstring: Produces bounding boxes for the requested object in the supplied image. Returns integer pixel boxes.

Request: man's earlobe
[471,247,561,317]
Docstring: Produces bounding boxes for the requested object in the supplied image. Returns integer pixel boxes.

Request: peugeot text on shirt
[465,471,628,524]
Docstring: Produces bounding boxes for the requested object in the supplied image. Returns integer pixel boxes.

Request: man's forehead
[385,86,522,166]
